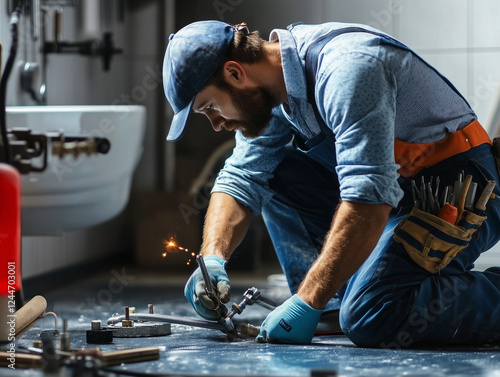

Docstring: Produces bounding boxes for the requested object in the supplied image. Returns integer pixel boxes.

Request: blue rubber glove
[184,255,231,320]
[256,294,323,344]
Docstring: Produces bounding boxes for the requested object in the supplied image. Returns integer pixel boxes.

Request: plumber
[162,20,500,347]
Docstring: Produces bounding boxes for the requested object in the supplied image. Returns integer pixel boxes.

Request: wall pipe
[0,2,23,164]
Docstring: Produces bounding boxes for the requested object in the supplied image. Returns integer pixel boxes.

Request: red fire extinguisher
[0,163,22,306]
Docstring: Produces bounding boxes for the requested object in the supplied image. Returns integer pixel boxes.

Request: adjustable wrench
[227,287,278,319]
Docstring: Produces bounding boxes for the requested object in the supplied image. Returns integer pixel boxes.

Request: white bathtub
[6,105,146,235]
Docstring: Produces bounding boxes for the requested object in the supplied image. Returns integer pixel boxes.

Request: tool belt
[395,120,491,178]
[393,207,486,274]
[392,120,498,273]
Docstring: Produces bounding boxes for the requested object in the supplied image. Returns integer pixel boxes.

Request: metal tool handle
[196,255,221,310]
[196,255,211,291]
[227,287,278,319]
[456,174,472,224]
[255,295,278,311]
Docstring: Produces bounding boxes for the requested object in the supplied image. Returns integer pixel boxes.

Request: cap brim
[166,97,194,141]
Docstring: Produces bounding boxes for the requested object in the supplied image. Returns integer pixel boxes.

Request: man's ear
[222,61,247,88]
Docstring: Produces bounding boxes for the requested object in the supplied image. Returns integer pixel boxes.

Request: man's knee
[339,294,412,348]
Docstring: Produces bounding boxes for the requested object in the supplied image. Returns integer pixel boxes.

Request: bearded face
[221,84,277,138]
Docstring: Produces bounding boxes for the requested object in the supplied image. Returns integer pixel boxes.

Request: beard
[222,85,278,139]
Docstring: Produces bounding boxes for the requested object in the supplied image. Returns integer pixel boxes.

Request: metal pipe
[0,2,23,164]
[106,313,227,332]
[31,0,40,41]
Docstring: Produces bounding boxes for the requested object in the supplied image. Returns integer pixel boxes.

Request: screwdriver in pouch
[465,182,478,211]
[455,174,473,224]
[438,203,458,224]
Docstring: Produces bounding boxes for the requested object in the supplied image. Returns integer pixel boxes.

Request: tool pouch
[393,207,486,274]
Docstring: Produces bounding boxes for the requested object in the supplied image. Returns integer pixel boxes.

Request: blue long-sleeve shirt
[212,22,476,214]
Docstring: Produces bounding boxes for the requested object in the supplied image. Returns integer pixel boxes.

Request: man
[162,20,500,347]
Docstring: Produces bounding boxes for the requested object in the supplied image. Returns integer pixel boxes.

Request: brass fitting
[121,306,134,327]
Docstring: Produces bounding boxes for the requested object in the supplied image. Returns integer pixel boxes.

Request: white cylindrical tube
[79,0,101,39]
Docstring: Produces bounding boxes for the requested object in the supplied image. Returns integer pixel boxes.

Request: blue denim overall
[261,27,500,347]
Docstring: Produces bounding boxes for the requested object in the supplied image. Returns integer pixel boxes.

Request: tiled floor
[4,266,500,376]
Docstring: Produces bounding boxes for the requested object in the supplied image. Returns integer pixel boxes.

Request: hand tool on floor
[73,346,160,366]
[0,346,160,369]
[226,287,278,319]
[223,287,278,337]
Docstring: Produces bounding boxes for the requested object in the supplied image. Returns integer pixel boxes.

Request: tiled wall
[0,0,169,278]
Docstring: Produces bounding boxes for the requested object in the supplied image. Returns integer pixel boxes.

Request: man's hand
[184,255,231,320]
[256,294,323,344]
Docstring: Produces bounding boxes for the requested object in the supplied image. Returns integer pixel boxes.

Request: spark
[161,237,193,265]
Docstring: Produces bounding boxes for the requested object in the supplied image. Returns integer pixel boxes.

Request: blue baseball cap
[163,20,235,141]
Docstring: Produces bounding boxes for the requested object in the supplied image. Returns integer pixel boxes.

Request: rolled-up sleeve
[316,51,404,208]
[212,112,293,214]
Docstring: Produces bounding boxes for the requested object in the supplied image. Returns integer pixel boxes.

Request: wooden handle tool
[15,295,47,335]
[475,180,496,213]
[0,347,160,369]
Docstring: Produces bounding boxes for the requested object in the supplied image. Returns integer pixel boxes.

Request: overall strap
[304,27,472,131]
